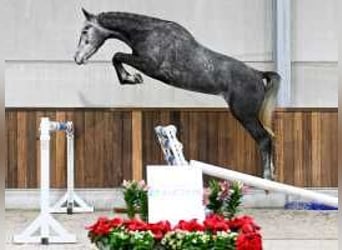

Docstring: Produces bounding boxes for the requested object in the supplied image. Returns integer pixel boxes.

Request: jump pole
[191,160,338,208]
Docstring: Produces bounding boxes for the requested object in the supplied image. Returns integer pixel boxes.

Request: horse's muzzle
[74,55,83,65]
[74,52,86,65]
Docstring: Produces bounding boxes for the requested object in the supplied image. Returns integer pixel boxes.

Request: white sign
[147,166,205,226]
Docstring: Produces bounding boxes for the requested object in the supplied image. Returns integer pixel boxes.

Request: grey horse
[74,9,280,180]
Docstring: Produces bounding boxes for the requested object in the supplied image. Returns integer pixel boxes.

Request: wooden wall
[6,109,132,188]
[5,108,337,188]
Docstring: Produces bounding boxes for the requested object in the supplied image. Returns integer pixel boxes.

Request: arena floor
[5,209,337,250]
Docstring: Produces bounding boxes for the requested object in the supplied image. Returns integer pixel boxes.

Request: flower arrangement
[122,180,149,221]
[204,180,246,219]
[87,179,262,249]
[87,214,261,249]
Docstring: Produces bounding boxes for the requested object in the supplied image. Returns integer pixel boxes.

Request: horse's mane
[97,12,166,30]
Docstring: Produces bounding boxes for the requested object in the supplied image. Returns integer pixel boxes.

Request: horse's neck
[98,12,153,35]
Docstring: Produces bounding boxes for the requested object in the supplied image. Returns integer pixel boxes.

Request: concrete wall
[291,0,337,107]
[5,0,337,107]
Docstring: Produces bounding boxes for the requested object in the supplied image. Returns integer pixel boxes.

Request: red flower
[148,221,171,239]
[110,217,124,228]
[236,232,262,250]
[204,214,230,233]
[241,223,256,234]
[228,216,260,232]
[86,217,113,236]
[125,219,149,231]
[175,219,205,232]
[86,214,263,249]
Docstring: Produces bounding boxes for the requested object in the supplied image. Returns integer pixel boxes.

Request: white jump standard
[13,117,77,244]
[49,120,94,214]
[191,160,338,208]
[155,125,187,166]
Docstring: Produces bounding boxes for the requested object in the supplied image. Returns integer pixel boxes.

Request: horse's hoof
[263,170,274,181]
[119,73,143,84]
[133,73,143,83]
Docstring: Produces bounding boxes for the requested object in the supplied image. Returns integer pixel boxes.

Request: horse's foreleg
[112,53,144,84]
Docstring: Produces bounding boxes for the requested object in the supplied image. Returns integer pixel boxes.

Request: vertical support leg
[40,119,50,244]
[66,131,74,214]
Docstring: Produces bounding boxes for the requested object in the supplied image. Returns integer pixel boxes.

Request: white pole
[66,123,74,214]
[40,117,51,244]
[274,0,292,106]
[191,160,338,208]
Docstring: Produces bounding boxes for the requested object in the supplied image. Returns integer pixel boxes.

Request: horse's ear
[82,8,95,21]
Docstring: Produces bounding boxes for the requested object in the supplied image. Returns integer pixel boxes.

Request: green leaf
[223,181,243,219]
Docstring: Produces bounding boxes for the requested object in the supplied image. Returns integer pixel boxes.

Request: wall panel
[6,109,132,188]
[5,0,272,61]
[5,108,337,188]
[273,109,337,187]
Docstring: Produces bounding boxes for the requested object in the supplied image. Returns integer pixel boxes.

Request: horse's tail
[258,71,281,137]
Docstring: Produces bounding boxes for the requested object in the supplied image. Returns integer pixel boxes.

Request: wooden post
[132,110,143,180]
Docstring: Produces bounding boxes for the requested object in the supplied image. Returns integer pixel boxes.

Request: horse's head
[74,9,110,65]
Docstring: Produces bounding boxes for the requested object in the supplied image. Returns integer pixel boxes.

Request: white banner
[147,166,205,226]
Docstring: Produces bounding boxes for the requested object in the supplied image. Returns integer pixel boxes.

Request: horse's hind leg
[224,94,275,180]
[112,52,144,84]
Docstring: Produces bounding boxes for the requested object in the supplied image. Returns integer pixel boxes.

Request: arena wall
[5,108,337,188]
[4,0,338,190]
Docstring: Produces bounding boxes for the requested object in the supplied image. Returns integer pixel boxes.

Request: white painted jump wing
[191,160,338,208]
[50,125,93,214]
[13,117,77,244]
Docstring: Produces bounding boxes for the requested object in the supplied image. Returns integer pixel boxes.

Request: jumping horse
[74,9,281,180]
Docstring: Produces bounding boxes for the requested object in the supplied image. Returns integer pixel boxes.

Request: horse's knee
[112,53,123,64]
